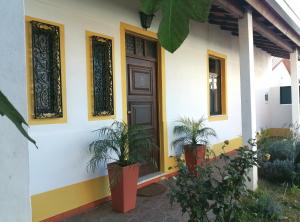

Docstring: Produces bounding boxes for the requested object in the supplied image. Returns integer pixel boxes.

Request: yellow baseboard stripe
[210,136,243,157]
[31,176,110,222]
[266,128,290,138]
[31,136,242,222]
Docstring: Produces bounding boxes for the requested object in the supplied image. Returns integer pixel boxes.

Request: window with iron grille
[90,36,114,116]
[30,20,63,119]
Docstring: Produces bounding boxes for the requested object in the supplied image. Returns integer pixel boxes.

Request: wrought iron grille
[31,21,63,119]
[91,36,114,116]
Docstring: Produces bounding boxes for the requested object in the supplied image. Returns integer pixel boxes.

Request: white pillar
[238,9,258,190]
[291,49,299,125]
[0,0,31,221]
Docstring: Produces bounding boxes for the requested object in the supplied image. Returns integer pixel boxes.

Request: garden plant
[169,141,262,222]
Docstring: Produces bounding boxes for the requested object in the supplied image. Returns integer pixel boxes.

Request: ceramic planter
[184,144,206,173]
[107,162,140,213]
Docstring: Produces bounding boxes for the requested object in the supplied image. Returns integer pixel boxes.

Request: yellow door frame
[120,22,174,173]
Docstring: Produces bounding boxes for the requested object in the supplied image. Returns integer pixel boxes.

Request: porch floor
[62,157,228,222]
[62,180,188,222]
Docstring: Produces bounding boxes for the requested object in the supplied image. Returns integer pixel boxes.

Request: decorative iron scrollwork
[31,21,63,119]
[91,36,114,116]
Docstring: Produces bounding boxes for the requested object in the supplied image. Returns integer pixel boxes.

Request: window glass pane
[209,57,222,115]
[280,86,291,104]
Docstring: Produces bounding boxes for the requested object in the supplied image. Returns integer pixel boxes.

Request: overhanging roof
[210,0,300,60]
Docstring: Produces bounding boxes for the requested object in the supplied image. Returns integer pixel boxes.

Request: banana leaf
[0,90,37,147]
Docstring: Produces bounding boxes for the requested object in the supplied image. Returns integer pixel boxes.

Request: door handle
[128,110,132,114]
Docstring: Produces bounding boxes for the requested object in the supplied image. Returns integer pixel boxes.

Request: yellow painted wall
[31,177,109,222]
[266,128,290,138]
[31,136,242,222]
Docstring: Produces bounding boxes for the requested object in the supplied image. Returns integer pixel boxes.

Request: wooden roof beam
[253,20,293,53]
[212,0,294,53]
[212,0,244,18]
[245,0,300,47]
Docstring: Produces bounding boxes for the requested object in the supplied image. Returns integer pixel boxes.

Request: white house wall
[0,0,31,221]
[254,49,272,130]
[25,0,272,196]
[269,62,292,128]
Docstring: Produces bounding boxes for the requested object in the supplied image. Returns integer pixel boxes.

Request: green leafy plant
[260,160,295,183]
[0,90,36,146]
[169,143,259,222]
[140,0,213,53]
[257,126,300,185]
[241,191,283,221]
[88,121,157,172]
[172,117,216,148]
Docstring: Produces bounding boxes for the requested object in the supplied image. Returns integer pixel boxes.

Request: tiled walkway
[62,180,188,222]
[62,157,228,222]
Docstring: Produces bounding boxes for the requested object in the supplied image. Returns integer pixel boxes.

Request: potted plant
[172,117,216,172]
[88,121,157,213]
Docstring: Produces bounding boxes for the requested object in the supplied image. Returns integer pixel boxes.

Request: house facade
[1,0,300,221]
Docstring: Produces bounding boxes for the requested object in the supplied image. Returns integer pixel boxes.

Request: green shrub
[169,145,258,222]
[268,140,294,161]
[255,193,283,219]
[241,192,283,221]
[257,129,300,184]
[260,160,294,182]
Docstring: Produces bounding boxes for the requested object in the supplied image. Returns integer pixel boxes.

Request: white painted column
[0,0,31,221]
[291,49,300,125]
[238,9,258,190]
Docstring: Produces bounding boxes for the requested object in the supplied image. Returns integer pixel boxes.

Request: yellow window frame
[207,50,228,121]
[25,16,67,125]
[86,31,116,121]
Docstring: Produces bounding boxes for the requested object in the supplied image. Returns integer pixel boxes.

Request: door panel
[131,103,153,126]
[128,65,153,95]
[126,33,159,177]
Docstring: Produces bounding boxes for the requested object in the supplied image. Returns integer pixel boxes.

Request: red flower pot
[107,163,139,213]
[184,144,206,173]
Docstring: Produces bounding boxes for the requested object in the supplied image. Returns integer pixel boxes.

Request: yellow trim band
[25,16,67,125]
[266,128,290,138]
[31,176,110,222]
[207,49,228,122]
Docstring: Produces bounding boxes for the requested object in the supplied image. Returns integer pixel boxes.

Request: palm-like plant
[172,117,217,148]
[88,121,157,172]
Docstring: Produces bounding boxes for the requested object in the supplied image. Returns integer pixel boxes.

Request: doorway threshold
[137,172,165,186]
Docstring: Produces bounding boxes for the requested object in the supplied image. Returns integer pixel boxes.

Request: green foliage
[169,144,258,222]
[260,160,295,182]
[172,117,216,148]
[0,90,36,147]
[140,0,212,53]
[268,140,294,161]
[88,121,157,172]
[241,191,283,221]
[257,126,300,185]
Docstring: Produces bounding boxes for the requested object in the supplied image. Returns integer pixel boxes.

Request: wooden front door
[125,33,160,176]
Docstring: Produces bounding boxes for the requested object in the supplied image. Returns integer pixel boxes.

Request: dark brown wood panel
[126,33,160,177]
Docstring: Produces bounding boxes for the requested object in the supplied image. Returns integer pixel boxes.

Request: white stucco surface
[25,0,272,195]
[0,0,31,221]
[269,62,294,128]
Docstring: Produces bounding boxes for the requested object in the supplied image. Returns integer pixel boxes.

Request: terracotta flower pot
[107,162,140,213]
[184,144,206,173]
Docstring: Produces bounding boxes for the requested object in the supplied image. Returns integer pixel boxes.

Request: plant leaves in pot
[88,121,157,213]
[172,117,216,173]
